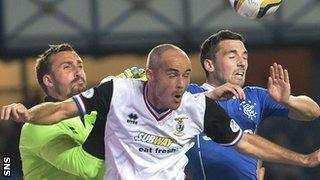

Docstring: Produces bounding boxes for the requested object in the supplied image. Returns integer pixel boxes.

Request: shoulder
[113,78,144,90]
[19,123,62,148]
[187,83,204,94]
[20,120,77,142]
[243,86,268,96]
[21,123,60,136]
[181,92,206,110]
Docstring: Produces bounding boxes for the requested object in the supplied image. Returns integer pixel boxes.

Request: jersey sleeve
[71,81,113,160]
[82,113,106,159]
[255,87,289,119]
[187,83,205,94]
[203,97,243,146]
[72,80,113,117]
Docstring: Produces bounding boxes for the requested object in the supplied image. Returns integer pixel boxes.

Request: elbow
[314,107,320,119]
[82,169,99,179]
[304,98,320,120]
[81,162,105,179]
[305,107,320,121]
[289,107,320,121]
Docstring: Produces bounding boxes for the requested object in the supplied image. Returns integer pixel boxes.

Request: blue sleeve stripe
[72,95,86,116]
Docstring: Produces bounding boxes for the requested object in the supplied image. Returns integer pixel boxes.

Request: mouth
[235,71,245,78]
[73,78,85,85]
[173,94,183,102]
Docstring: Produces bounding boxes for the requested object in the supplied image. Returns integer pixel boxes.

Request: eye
[63,64,71,69]
[183,72,191,78]
[168,73,176,78]
[228,53,236,59]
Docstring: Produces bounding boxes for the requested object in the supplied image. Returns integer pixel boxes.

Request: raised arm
[0,98,79,125]
[268,63,320,121]
[237,133,320,167]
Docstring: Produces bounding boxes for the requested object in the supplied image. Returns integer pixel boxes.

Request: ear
[146,68,153,81]
[43,74,54,88]
[204,59,214,73]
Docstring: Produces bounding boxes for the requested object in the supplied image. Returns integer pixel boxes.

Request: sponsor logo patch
[230,119,240,132]
[134,133,174,147]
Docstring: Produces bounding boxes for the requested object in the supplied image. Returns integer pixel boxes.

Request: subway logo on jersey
[134,132,174,147]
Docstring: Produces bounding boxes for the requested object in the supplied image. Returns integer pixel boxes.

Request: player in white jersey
[2,44,319,179]
[73,77,244,180]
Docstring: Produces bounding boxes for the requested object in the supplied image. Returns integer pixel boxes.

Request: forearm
[237,134,309,167]
[286,95,320,121]
[28,99,79,125]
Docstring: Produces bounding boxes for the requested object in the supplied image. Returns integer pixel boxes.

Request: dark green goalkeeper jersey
[19,111,105,180]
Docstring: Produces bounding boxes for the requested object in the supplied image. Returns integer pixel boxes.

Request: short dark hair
[200,30,245,77]
[35,43,75,93]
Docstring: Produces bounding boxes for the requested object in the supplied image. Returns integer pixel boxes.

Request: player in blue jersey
[186,30,320,180]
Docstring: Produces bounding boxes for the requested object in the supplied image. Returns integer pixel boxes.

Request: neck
[44,96,61,102]
[206,76,220,88]
[146,82,166,110]
[47,90,67,102]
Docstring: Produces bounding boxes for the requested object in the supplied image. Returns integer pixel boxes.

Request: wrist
[281,95,293,107]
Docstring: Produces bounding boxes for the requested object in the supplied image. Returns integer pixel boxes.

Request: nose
[176,76,188,90]
[237,57,247,67]
[74,65,83,78]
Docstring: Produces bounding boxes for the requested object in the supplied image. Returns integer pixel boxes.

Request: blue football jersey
[186,83,289,180]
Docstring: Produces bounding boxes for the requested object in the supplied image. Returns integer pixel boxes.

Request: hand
[0,103,29,123]
[117,67,146,80]
[267,63,291,104]
[303,149,320,167]
[205,83,246,100]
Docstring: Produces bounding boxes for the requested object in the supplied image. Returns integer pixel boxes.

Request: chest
[219,98,262,132]
[57,118,93,143]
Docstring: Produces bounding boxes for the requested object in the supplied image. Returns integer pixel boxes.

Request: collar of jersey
[201,83,215,92]
[143,82,172,121]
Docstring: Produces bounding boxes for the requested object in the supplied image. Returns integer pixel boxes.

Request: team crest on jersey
[81,88,94,98]
[239,100,257,121]
[127,113,138,125]
[173,116,188,136]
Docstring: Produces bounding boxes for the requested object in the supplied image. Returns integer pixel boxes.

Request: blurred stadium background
[0,0,319,179]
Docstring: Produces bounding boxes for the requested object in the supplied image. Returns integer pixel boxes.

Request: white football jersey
[73,79,242,180]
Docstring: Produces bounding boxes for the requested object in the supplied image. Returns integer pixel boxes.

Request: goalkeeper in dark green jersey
[19,43,105,179]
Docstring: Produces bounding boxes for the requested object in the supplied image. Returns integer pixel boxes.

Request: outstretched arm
[237,133,320,167]
[268,63,320,121]
[0,98,79,125]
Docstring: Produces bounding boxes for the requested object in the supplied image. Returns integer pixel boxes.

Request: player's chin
[232,79,245,87]
[73,85,87,94]
[170,99,182,110]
